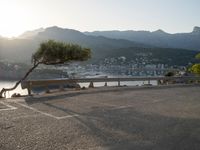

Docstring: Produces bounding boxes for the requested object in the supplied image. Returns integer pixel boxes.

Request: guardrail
[21,76,200,95]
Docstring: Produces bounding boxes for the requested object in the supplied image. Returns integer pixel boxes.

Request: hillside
[96,47,198,66]
[0,26,147,63]
[0,26,199,66]
[85,26,200,50]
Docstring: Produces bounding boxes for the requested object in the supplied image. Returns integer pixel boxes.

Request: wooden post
[157,80,161,85]
[59,85,65,91]
[28,82,32,96]
[104,82,108,87]
[45,86,50,93]
[105,76,108,87]
[89,82,94,88]
[27,87,31,96]
[118,80,120,87]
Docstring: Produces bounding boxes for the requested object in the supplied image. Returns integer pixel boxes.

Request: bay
[0,81,28,98]
[0,80,157,98]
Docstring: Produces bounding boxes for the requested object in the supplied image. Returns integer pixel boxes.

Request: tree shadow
[84,107,200,150]
[24,85,192,104]
[25,92,83,104]
[33,100,200,150]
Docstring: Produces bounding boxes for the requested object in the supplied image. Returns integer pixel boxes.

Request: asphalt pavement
[1,85,200,150]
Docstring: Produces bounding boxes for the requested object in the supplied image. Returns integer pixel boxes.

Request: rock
[81,86,86,90]
[11,93,21,98]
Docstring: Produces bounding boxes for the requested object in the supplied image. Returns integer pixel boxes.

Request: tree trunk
[0,62,40,98]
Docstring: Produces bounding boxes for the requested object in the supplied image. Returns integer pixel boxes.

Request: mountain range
[0,26,148,63]
[85,26,200,50]
[0,26,199,66]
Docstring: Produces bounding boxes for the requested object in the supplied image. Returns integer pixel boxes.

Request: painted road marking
[0,101,17,111]
[111,105,132,110]
[15,102,79,120]
[56,114,79,119]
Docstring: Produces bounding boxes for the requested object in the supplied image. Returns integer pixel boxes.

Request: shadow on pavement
[30,100,200,150]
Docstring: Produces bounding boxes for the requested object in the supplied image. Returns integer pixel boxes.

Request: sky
[0,0,200,37]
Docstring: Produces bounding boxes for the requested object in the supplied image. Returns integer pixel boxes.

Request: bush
[190,64,200,75]
[165,71,175,77]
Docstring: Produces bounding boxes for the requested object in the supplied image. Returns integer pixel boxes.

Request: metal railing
[21,76,200,95]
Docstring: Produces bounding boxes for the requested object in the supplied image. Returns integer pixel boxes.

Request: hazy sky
[0,0,200,37]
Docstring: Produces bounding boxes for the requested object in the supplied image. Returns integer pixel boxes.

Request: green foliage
[190,64,200,75]
[195,53,200,60]
[189,53,200,75]
[0,40,91,98]
[32,40,91,65]
[165,71,175,77]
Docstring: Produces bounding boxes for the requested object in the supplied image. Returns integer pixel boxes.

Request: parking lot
[1,85,200,150]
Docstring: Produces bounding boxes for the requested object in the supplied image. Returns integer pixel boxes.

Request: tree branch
[0,62,41,98]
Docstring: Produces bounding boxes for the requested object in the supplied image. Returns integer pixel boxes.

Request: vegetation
[190,53,200,75]
[165,71,175,77]
[1,26,199,66]
[0,40,91,98]
[195,53,200,60]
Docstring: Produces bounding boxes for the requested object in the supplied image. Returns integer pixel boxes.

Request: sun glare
[0,1,29,38]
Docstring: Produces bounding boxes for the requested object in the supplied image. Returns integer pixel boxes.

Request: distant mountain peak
[45,26,78,32]
[44,26,84,35]
[19,28,44,39]
[153,29,166,34]
[45,26,62,31]
[192,26,200,33]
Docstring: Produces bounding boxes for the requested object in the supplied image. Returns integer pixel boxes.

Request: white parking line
[12,114,42,120]
[57,114,79,119]
[0,101,17,111]
[15,102,79,120]
[111,105,132,110]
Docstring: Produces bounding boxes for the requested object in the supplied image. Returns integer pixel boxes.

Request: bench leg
[118,81,120,87]
[45,86,50,93]
[27,88,31,96]
[89,82,94,88]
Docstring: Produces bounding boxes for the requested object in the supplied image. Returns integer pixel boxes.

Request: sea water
[0,80,157,98]
[0,81,28,98]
